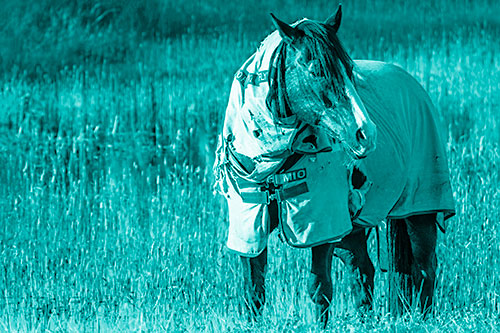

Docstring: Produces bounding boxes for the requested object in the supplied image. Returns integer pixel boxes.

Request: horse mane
[267,43,293,122]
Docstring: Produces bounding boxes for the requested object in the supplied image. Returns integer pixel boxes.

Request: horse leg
[388,218,413,315]
[388,215,437,316]
[334,227,375,314]
[240,248,268,319]
[405,213,437,316]
[308,243,334,328]
[239,200,279,320]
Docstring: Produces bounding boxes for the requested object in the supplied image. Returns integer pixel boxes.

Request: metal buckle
[273,190,282,202]
[264,190,271,204]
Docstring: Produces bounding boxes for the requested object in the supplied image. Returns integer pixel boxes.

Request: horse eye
[302,48,312,62]
[308,61,323,77]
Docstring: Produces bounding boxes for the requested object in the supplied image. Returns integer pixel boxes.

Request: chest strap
[239,182,309,204]
[238,153,308,204]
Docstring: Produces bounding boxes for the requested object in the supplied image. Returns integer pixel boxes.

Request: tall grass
[0,0,499,331]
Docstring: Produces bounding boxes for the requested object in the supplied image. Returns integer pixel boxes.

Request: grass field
[0,0,499,331]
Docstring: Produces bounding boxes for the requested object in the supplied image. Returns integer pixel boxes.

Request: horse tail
[387,218,413,314]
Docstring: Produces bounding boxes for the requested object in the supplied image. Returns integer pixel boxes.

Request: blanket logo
[269,168,307,185]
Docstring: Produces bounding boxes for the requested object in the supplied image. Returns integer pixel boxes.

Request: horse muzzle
[348,125,377,159]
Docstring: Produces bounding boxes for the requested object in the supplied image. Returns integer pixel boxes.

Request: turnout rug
[352,60,455,227]
[215,33,455,257]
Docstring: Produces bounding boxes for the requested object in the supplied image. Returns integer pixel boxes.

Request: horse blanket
[352,60,455,227]
[215,36,455,257]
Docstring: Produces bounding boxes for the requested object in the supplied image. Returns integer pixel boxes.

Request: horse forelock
[294,19,355,98]
[266,18,357,126]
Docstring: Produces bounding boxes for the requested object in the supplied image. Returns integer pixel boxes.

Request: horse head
[270,5,377,159]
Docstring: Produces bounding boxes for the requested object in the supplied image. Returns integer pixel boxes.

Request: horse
[214,5,455,327]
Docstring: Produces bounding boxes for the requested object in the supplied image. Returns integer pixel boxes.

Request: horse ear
[325,4,342,33]
[270,13,301,44]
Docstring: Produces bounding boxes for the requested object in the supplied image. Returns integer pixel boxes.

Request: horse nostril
[356,128,366,142]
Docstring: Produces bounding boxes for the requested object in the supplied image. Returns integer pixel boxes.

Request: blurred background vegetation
[0,0,499,77]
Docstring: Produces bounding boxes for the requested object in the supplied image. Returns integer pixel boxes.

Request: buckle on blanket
[238,166,309,205]
[239,182,309,204]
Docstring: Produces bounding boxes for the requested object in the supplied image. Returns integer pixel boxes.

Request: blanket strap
[239,189,270,204]
[239,152,308,204]
[275,182,309,201]
[240,183,309,204]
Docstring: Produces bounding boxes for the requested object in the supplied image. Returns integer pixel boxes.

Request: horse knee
[335,247,374,282]
[403,216,438,313]
[406,216,437,283]
[411,241,437,280]
[352,257,374,310]
[241,247,267,277]
[410,255,436,314]
[240,250,268,317]
[308,272,332,328]
[360,256,375,288]
[334,246,374,311]
[308,273,333,304]
[410,242,436,277]
[334,247,355,268]
[414,253,436,280]
[309,244,334,300]
[411,250,437,300]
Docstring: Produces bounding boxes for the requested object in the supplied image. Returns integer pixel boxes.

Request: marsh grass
[0,0,499,331]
